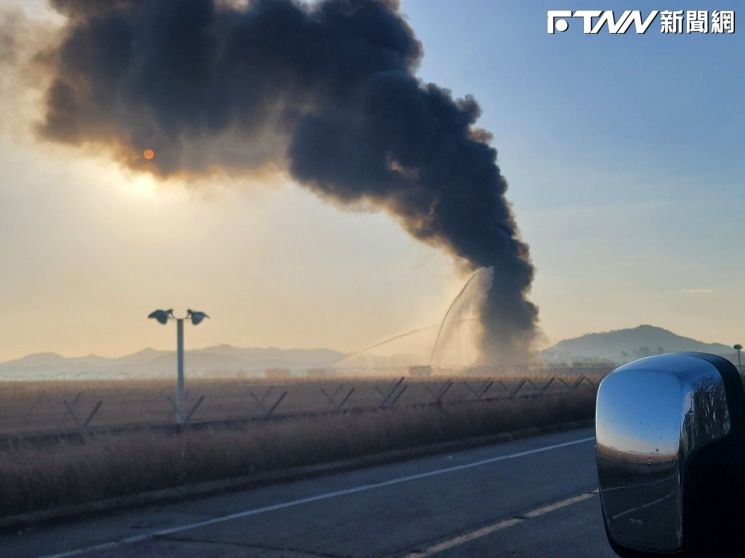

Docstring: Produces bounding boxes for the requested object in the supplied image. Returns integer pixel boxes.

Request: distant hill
[0,345,346,380]
[4,324,737,380]
[542,325,735,365]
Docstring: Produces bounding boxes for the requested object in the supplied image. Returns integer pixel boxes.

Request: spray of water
[430,267,494,367]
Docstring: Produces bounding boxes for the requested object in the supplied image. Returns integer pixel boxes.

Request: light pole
[148,308,210,424]
[734,344,742,372]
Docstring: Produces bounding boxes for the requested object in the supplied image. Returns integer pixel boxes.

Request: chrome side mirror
[596,352,745,557]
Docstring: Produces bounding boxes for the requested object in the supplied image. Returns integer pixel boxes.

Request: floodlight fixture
[148,308,209,424]
[147,308,174,325]
[187,309,210,326]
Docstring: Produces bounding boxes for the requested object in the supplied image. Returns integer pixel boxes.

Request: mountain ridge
[0,345,347,380]
[1,324,738,379]
[542,324,735,365]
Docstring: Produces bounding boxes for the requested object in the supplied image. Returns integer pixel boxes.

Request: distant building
[306,368,335,378]
[264,368,291,379]
[409,365,433,377]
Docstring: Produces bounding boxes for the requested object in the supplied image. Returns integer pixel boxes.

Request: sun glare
[129,174,159,199]
[143,148,155,160]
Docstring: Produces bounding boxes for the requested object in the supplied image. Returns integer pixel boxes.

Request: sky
[0,1,743,361]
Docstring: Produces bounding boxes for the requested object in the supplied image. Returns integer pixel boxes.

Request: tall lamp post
[734,344,742,373]
[148,308,209,424]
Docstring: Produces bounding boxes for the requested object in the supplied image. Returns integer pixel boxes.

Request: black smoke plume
[39,0,538,363]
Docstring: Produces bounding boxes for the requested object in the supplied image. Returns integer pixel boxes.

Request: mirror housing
[596,352,745,557]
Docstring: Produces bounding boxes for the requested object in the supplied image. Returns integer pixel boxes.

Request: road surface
[1,427,617,557]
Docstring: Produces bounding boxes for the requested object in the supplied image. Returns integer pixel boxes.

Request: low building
[409,365,433,377]
[264,368,291,379]
[307,368,336,378]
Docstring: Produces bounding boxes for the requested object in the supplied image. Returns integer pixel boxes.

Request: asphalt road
[1,427,618,558]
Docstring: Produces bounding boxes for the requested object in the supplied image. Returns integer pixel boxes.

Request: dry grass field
[0,370,606,518]
[0,390,596,517]
[0,370,607,437]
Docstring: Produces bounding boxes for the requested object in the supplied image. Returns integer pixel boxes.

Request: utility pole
[176,317,185,423]
[148,309,209,425]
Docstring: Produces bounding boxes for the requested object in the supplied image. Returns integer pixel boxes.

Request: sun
[143,148,156,160]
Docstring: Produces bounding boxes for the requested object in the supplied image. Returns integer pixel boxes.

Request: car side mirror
[596,352,745,557]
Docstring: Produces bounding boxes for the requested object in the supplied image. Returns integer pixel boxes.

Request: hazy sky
[0,1,743,360]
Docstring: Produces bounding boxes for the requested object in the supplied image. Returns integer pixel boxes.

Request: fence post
[425,380,453,404]
[539,376,556,395]
[336,387,355,410]
[478,381,494,399]
[389,385,408,407]
[248,390,287,418]
[63,399,103,434]
[185,395,205,422]
[82,401,103,429]
[265,391,287,418]
[509,379,528,399]
[378,378,405,408]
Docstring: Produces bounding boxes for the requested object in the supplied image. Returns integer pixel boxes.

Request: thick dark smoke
[39,0,538,363]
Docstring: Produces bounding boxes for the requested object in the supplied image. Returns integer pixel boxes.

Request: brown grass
[0,373,605,435]
[0,391,595,517]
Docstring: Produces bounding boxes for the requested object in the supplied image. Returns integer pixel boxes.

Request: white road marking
[403,492,597,557]
[404,518,524,557]
[41,435,595,558]
[523,492,595,518]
